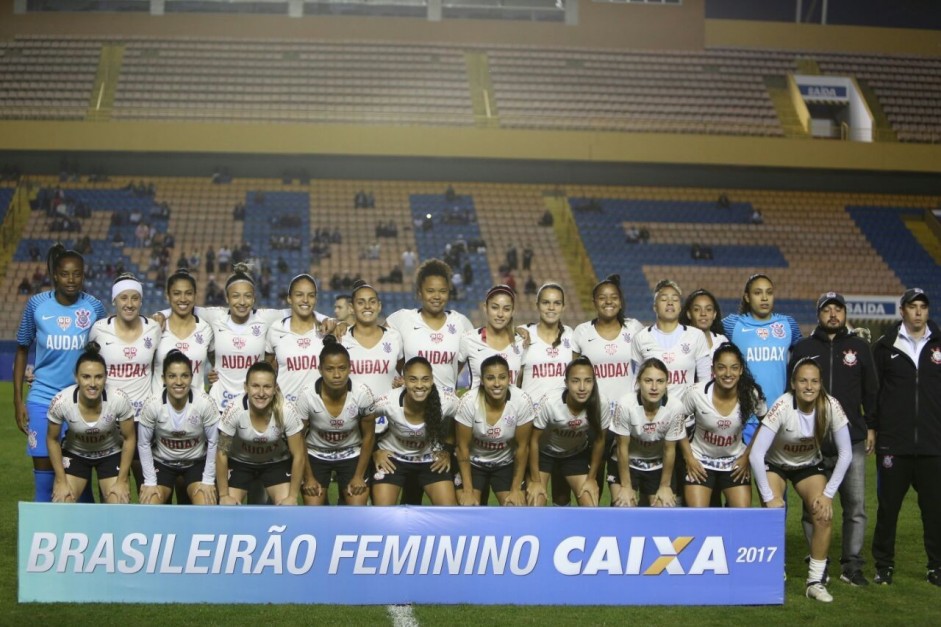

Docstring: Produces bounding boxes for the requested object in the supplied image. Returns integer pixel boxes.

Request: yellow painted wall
[3,120,940,174]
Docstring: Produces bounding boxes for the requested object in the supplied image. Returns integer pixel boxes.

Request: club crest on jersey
[447,323,457,335]
[770,322,785,339]
[195,333,204,345]
[252,325,262,337]
[504,414,517,427]
[144,336,153,350]
[931,348,941,365]
[662,352,675,364]
[843,350,858,367]
[756,328,769,341]
[123,347,138,360]
[57,316,72,331]
[622,332,633,343]
[430,332,444,344]
[717,419,732,430]
[882,455,894,469]
[233,337,246,350]
[563,339,571,349]
[189,415,200,426]
[547,347,559,358]
[75,308,92,330]
[382,341,392,354]
[605,343,618,355]
[681,343,691,355]
[347,405,358,417]
[297,337,311,349]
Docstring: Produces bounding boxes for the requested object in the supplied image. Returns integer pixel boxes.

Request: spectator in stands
[462,261,474,287]
[522,246,534,272]
[445,185,456,202]
[366,192,375,208]
[28,243,41,261]
[31,267,45,288]
[539,210,554,227]
[639,228,650,243]
[135,222,149,247]
[354,190,366,208]
[205,275,224,306]
[422,213,433,231]
[164,232,175,249]
[330,274,343,292]
[232,203,245,221]
[188,251,200,272]
[524,275,537,296]
[717,193,731,209]
[506,246,518,272]
[503,270,517,295]
[401,247,418,279]
[276,256,289,274]
[176,252,189,271]
[331,228,342,244]
[112,231,125,246]
[217,245,231,272]
[205,247,215,274]
[625,226,641,244]
[259,272,272,301]
[751,208,764,224]
[450,270,464,301]
[18,278,32,295]
[75,236,92,256]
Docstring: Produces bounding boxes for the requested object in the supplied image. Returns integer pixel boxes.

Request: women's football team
[17,245,849,601]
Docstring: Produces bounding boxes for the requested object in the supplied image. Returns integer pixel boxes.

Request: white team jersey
[534,389,614,457]
[571,319,643,400]
[266,316,324,403]
[385,308,474,395]
[138,390,219,464]
[218,393,303,465]
[152,316,214,396]
[612,392,685,469]
[48,385,134,459]
[90,316,161,418]
[203,308,283,412]
[708,332,730,358]
[630,324,711,401]
[455,387,535,468]
[372,389,460,462]
[760,393,849,469]
[458,328,523,388]
[683,380,767,470]
[292,379,376,461]
[518,323,575,406]
[342,326,404,398]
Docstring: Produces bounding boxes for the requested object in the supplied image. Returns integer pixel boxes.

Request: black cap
[900,288,930,306]
[816,292,846,311]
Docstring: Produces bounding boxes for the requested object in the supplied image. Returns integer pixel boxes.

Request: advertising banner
[19,503,784,605]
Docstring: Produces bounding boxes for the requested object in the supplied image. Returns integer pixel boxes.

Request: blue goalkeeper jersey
[17,290,107,405]
[722,312,802,442]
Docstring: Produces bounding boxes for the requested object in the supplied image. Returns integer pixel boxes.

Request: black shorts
[538,448,590,477]
[470,462,516,494]
[309,455,362,494]
[684,467,750,491]
[228,458,294,490]
[154,458,207,489]
[766,462,826,486]
[607,462,662,496]
[373,459,451,488]
[62,450,122,481]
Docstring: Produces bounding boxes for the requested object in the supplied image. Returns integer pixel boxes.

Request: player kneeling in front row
[749,358,852,603]
[47,343,136,503]
[609,358,686,507]
[371,356,459,506]
[527,356,611,507]
[137,350,221,505]
[216,361,306,505]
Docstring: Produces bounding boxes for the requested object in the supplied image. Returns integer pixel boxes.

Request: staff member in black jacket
[790,292,878,587]
[870,288,941,587]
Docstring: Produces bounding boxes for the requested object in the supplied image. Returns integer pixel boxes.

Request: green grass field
[1,382,936,625]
